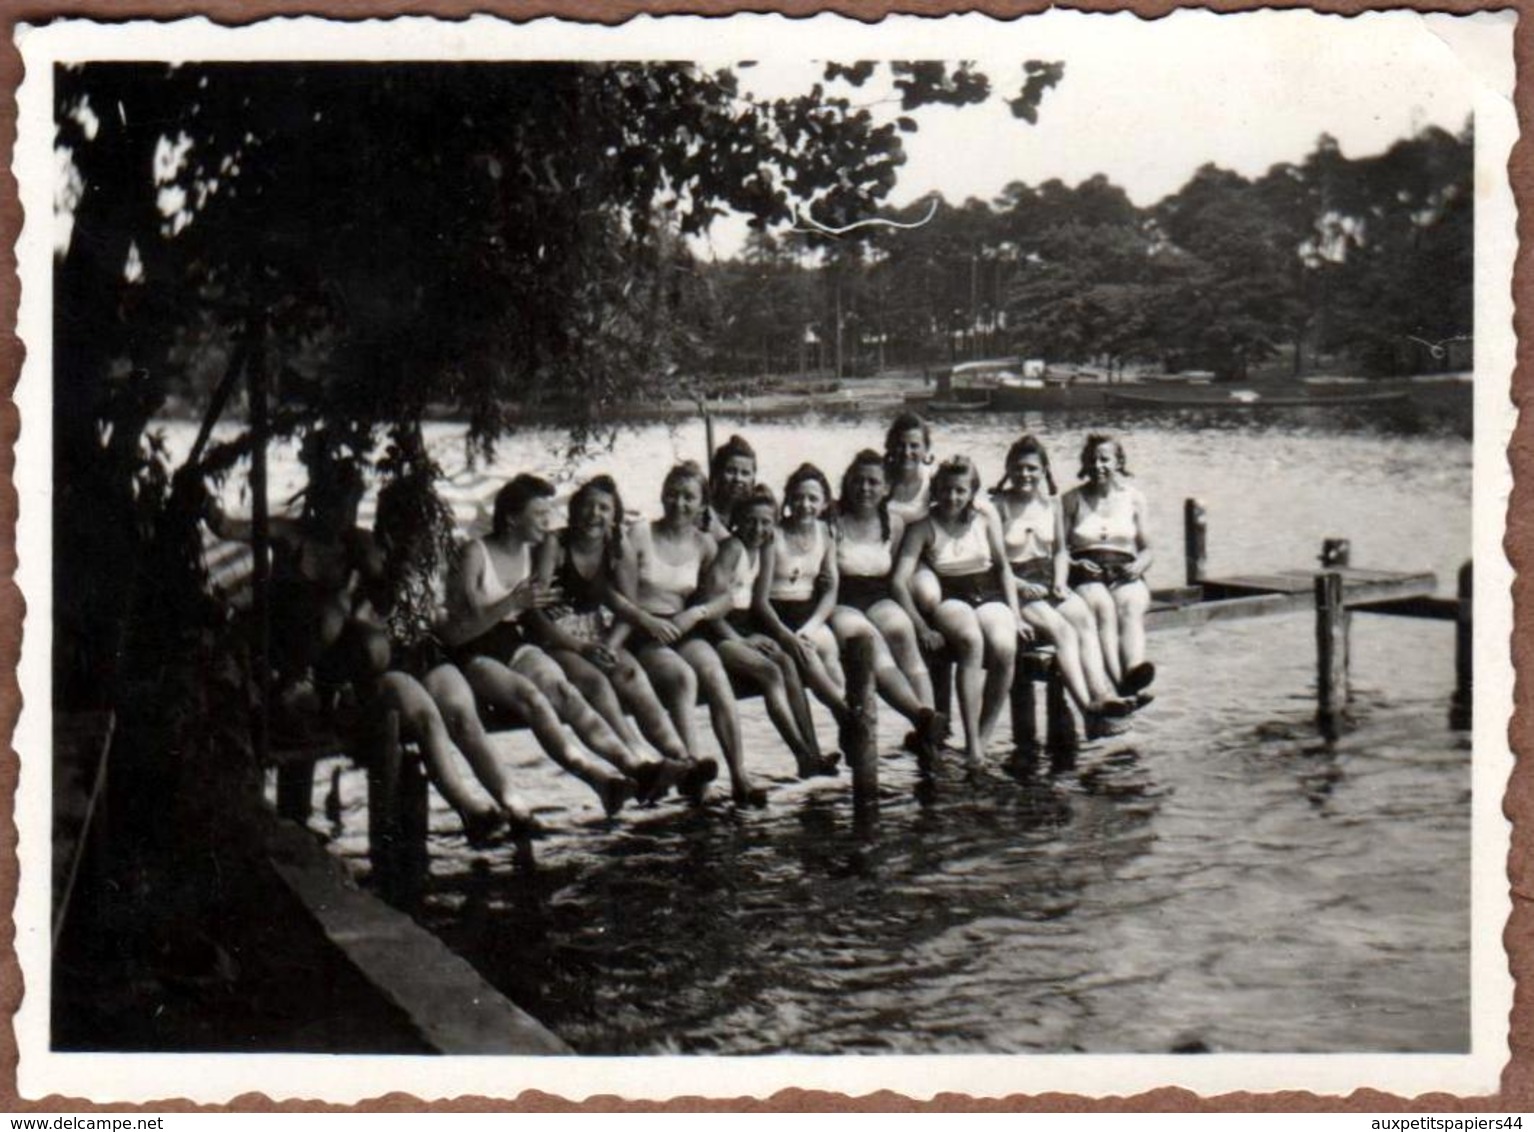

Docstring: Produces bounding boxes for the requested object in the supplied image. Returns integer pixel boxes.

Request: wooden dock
[234,495,1470,901]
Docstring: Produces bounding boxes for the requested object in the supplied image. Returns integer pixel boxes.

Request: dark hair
[728,484,779,534]
[709,434,757,487]
[1077,433,1130,481]
[568,474,626,573]
[838,449,891,543]
[883,412,934,479]
[994,434,1058,496]
[492,473,556,537]
[781,463,835,528]
[662,460,708,501]
[931,455,982,521]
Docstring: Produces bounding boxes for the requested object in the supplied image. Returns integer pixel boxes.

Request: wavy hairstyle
[931,455,982,521]
[838,449,892,542]
[883,411,934,480]
[1077,433,1131,481]
[993,434,1058,496]
[781,463,836,530]
[492,473,556,538]
[727,484,780,537]
[567,474,627,574]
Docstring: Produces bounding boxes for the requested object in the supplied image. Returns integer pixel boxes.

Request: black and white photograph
[14,10,1517,1103]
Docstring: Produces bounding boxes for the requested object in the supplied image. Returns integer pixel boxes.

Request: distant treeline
[687,125,1473,382]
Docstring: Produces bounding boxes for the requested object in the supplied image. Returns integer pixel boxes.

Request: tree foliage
[53,58,1063,707]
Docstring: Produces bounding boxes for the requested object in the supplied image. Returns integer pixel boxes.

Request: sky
[688,10,1500,261]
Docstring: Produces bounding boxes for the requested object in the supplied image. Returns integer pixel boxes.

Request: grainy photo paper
[11,10,1518,1104]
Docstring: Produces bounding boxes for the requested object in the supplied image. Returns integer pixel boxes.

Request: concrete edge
[264,819,572,1056]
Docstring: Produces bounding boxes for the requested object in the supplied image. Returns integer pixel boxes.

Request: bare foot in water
[633,759,683,806]
[731,780,769,808]
[678,756,719,804]
[597,775,635,818]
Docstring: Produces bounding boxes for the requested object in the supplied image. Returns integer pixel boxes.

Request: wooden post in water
[843,634,879,807]
[1010,663,1039,753]
[1315,570,1349,739]
[930,648,953,723]
[1450,560,1473,730]
[367,709,404,894]
[1045,666,1077,756]
[1184,498,1207,587]
[1321,538,1352,568]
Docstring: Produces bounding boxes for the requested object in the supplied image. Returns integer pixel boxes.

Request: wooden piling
[1315,570,1349,737]
[1045,668,1077,756]
[1321,538,1352,568]
[367,709,404,890]
[1450,560,1473,730]
[1010,664,1039,752]
[930,649,953,723]
[276,759,315,823]
[1184,498,1207,586]
[843,634,879,807]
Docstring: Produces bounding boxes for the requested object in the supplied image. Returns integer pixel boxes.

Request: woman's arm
[438,539,548,648]
[699,540,749,642]
[604,528,681,643]
[524,533,596,656]
[800,522,839,635]
[675,532,733,633]
[987,511,1023,628]
[1128,488,1155,581]
[1050,498,1071,597]
[891,520,943,650]
[750,533,798,646]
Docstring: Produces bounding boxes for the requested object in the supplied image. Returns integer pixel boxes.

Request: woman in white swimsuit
[698,485,841,780]
[613,462,765,806]
[832,450,945,753]
[892,456,1021,766]
[1060,434,1155,696]
[441,474,659,813]
[992,436,1135,735]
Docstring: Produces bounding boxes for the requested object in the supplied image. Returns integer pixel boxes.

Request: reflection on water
[287,410,1471,1055]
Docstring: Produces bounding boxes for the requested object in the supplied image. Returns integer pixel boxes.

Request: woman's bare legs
[460,655,632,817]
[1019,602,1095,710]
[1076,583,1123,687]
[510,647,647,777]
[975,603,1018,750]
[634,643,719,800]
[868,599,935,709]
[716,637,834,778]
[420,665,537,827]
[677,638,765,805]
[831,608,929,726]
[932,600,986,765]
[1058,592,1117,702]
[1113,581,1152,675]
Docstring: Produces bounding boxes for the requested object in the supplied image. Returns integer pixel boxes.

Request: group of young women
[269,414,1157,846]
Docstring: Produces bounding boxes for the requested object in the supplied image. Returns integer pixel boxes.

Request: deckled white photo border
[10,10,1518,1104]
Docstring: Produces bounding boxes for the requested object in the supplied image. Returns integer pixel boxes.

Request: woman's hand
[792,633,819,664]
[1076,559,1104,579]
[750,637,783,660]
[916,623,946,653]
[640,612,681,645]
[1018,581,1050,603]
[580,641,618,671]
[510,578,562,617]
[1050,582,1070,602]
[672,607,703,635]
[1017,617,1038,645]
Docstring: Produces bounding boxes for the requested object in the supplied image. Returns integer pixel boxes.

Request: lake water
[234,406,1472,1055]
